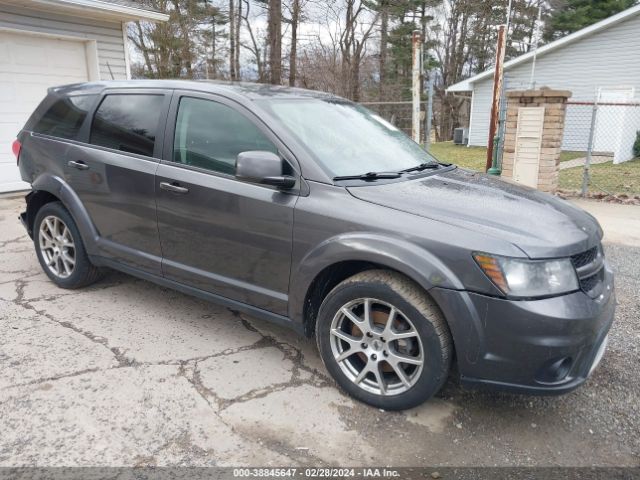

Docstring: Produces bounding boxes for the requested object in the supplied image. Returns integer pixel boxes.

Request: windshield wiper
[399,162,442,173]
[333,171,402,181]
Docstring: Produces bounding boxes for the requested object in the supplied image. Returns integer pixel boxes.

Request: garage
[0,31,90,192]
[0,0,168,194]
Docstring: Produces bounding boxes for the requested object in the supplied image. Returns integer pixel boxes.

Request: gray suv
[14,81,614,410]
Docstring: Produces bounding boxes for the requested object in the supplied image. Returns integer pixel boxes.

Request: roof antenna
[106,61,115,80]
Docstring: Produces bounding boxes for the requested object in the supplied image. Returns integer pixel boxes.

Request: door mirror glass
[235,151,296,189]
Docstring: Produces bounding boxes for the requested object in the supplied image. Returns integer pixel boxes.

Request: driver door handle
[159,182,189,194]
[68,160,89,170]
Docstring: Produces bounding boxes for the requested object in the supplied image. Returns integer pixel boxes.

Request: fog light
[536,356,573,384]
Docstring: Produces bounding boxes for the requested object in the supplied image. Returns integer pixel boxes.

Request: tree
[285,0,303,86]
[268,0,283,84]
[130,0,224,79]
[544,0,636,40]
[240,0,267,81]
[229,0,237,79]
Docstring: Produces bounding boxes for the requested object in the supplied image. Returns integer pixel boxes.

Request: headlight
[473,253,579,298]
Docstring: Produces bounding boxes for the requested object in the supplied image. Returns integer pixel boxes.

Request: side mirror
[235,151,296,189]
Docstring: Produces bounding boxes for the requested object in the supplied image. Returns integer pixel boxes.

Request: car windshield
[258,98,438,178]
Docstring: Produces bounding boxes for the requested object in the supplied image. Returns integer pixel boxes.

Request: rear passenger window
[90,94,164,157]
[173,97,277,175]
[32,95,96,140]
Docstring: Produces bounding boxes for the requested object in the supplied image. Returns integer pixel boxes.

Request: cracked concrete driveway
[0,195,639,467]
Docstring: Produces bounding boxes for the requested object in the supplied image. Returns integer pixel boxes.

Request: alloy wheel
[329,298,424,396]
[38,215,76,279]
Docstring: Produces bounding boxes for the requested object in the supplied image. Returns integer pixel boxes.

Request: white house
[0,0,168,193]
[447,4,640,163]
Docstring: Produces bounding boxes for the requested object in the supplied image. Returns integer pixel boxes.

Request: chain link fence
[361,96,471,149]
[361,95,640,199]
[561,98,640,197]
[360,102,430,145]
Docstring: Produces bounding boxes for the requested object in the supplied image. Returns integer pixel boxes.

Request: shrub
[635,131,640,158]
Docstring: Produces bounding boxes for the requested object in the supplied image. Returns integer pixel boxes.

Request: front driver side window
[173,97,278,175]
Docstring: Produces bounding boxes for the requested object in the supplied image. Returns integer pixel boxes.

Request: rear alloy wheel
[317,270,452,410]
[39,215,76,279]
[34,202,103,289]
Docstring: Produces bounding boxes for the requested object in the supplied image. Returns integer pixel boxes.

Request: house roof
[16,0,169,22]
[447,3,640,92]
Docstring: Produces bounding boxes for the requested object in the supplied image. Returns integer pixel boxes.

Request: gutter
[32,0,170,22]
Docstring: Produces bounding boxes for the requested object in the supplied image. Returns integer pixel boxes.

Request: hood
[346,168,602,258]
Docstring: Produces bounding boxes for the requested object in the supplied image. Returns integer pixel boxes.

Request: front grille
[579,270,602,292]
[570,246,598,269]
[570,245,604,295]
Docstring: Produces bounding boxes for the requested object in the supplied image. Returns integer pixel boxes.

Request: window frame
[30,93,99,142]
[83,88,173,161]
[162,91,301,181]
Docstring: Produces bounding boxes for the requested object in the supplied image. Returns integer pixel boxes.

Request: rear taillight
[12,139,21,165]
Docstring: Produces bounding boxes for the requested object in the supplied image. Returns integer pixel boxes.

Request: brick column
[501,88,572,192]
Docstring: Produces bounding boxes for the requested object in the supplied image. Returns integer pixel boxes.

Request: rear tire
[316,270,452,410]
[33,202,102,289]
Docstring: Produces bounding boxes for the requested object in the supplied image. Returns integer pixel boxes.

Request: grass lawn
[428,141,640,195]
[559,158,640,195]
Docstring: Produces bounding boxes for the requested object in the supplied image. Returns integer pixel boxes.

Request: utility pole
[411,30,422,144]
[486,25,506,172]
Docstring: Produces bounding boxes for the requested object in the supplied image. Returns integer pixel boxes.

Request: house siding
[467,13,640,147]
[0,4,128,80]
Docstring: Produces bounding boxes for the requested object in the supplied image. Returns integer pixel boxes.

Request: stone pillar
[501,88,572,192]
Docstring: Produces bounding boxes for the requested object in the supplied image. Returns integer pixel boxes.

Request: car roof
[49,80,345,102]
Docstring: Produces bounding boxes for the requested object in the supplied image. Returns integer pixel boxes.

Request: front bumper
[431,263,615,395]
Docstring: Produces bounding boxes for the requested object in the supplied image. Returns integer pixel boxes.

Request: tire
[33,201,102,289]
[316,270,452,410]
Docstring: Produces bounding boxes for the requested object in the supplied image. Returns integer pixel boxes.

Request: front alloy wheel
[330,298,424,396]
[317,270,452,410]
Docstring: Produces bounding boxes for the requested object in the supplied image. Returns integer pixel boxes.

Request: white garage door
[0,31,90,193]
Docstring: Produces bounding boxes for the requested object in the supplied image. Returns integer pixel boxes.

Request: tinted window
[173,97,277,175]
[90,94,164,157]
[32,95,96,140]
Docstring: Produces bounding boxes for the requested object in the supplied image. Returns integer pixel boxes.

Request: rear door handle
[159,181,189,194]
[68,160,89,170]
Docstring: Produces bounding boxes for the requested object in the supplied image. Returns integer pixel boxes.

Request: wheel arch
[27,174,99,254]
[289,233,464,337]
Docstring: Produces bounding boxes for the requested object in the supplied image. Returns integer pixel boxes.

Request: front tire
[34,202,102,289]
[316,270,452,410]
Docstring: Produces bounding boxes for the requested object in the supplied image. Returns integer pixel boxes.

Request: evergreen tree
[544,0,636,40]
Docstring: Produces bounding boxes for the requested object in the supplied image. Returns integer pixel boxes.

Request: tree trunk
[235,0,242,78]
[351,54,360,101]
[288,0,300,87]
[268,0,282,84]
[378,2,388,100]
[132,22,155,77]
[211,19,217,78]
[229,0,237,80]
[242,0,264,81]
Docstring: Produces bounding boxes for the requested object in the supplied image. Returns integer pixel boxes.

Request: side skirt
[90,255,304,335]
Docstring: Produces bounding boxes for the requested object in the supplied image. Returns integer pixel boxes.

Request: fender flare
[30,174,100,255]
[288,232,464,325]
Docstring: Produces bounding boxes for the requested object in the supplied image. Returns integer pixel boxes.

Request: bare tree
[287,0,301,86]
[268,0,283,84]
[229,0,237,79]
[241,0,266,80]
[338,0,378,101]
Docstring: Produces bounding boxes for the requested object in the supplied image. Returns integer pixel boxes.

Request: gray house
[448,4,640,157]
[0,0,168,193]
